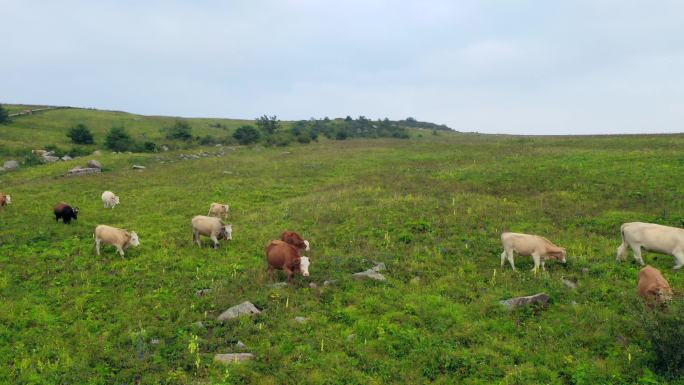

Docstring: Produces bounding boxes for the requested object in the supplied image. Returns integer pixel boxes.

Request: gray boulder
[195,288,212,297]
[3,160,19,170]
[235,340,247,349]
[60,155,73,161]
[132,165,146,170]
[92,150,102,156]
[562,278,578,289]
[87,159,102,169]
[214,353,254,364]
[353,262,387,281]
[500,293,550,309]
[217,301,261,322]
[66,167,101,177]
[294,316,307,324]
[42,155,60,163]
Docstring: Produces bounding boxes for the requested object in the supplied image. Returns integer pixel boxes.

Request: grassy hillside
[1,124,683,383]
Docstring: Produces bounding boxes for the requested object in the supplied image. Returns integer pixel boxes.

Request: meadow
[1,108,684,384]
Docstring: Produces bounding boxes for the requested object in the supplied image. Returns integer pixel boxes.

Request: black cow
[54,202,79,224]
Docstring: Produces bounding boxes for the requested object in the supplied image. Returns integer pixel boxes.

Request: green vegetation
[233,125,261,145]
[105,126,135,152]
[67,123,95,144]
[165,120,194,141]
[0,104,10,124]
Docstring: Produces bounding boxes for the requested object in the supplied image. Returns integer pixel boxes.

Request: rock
[3,160,19,170]
[161,145,169,152]
[132,165,146,170]
[217,301,261,322]
[214,353,254,364]
[347,334,356,341]
[66,167,101,176]
[195,288,212,297]
[323,280,336,286]
[60,155,72,161]
[87,159,102,169]
[193,321,206,328]
[42,155,60,163]
[500,293,550,310]
[353,262,387,281]
[371,262,386,272]
[562,278,578,289]
[410,277,421,285]
[268,282,288,289]
[581,268,590,275]
[309,282,318,289]
[235,341,247,349]
[294,316,307,324]
[150,339,161,345]
[92,150,102,156]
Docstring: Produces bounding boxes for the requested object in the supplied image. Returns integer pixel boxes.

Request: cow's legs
[541,258,546,272]
[616,242,629,261]
[500,250,507,268]
[630,244,645,265]
[531,253,541,272]
[211,235,219,249]
[117,246,125,257]
[673,250,684,270]
[507,250,516,270]
[193,230,201,247]
[95,238,101,255]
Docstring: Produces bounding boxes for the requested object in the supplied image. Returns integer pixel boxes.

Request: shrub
[141,141,158,152]
[335,130,348,140]
[105,126,134,152]
[640,298,684,378]
[233,125,261,145]
[165,120,193,141]
[296,135,311,144]
[44,144,66,157]
[67,123,95,144]
[67,146,91,157]
[255,115,280,135]
[199,135,217,146]
[0,105,10,124]
[22,152,43,166]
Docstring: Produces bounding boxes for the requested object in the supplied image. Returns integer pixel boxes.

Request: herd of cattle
[1,190,682,305]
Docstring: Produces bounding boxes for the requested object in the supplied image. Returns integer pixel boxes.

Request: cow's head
[129,232,140,247]
[73,207,80,219]
[220,224,233,240]
[551,248,567,263]
[114,195,120,205]
[655,288,673,303]
[303,240,310,251]
[299,256,310,276]
[5,195,11,204]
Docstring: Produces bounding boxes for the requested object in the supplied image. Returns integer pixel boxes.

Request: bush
[67,124,95,144]
[640,298,684,378]
[255,115,280,135]
[0,105,10,124]
[141,141,158,152]
[296,135,311,144]
[67,146,91,157]
[233,125,261,145]
[105,127,134,152]
[199,135,217,146]
[335,130,348,140]
[165,120,193,141]
[44,144,66,157]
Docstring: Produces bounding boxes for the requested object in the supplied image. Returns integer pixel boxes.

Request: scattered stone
[150,339,161,345]
[92,150,102,156]
[195,288,212,297]
[161,145,169,152]
[581,268,590,275]
[214,353,254,364]
[87,159,102,169]
[66,167,101,176]
[217,301,261,322]
[294,316,307,324]
[3,160,19,170]
[235,340,247,349]
[42,155,60,163]
[223,171,233,174]
[193,321,206,328]
[353,262,387,281]
[132,165,146,170]
[323,280,336,286]
[571,301,578,307]
[268,282,288,289]
[309,282,318,289]
[500,293,550,309]
[60,155,72,161]
[347,334,356,341]
[371,262,386,272]
[562,278,578,289]
[410,277,421,285]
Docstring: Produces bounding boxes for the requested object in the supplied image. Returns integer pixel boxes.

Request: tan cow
[0,193,11,208]
[638,265,673,306]
[95,225,140,257]
[191,215,232,248]
[208,203,230,219]
[617,222,684,269]
[500,232,567,272]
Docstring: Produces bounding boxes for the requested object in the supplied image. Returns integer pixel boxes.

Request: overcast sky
[2,1,683,134]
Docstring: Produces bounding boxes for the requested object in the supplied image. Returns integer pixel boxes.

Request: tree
[67,123,94,144]
[165,120,193,141]
[233,125,261,145]
[105,127,134,151]
[255,115,280,135]
[0,105,10,124]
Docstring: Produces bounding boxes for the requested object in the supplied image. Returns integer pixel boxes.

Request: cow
[0,193,11,209]
[191,215,232,249]
[101,191,120,209]
[281,231,310,251]
[638,265,673,307]
[94,225,140,257]
[500,232,567,272]
[616,222,684,269]
[266,240,310,283]
[54,202,79,224]
[208,203,230,219]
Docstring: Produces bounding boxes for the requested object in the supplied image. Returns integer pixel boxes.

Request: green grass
[1,112,683,384]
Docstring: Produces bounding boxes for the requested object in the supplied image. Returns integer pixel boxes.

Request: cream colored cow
[617,222,684,269]
[208,203,230,219]
[500,232,567,272]
[95,225,140,257]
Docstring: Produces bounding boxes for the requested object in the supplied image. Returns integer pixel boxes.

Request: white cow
[95,225,140,257]
[208,203,230,219]
[102,191,120,209]
[500,232,567,272]
[191,215,232,249]
[617,222,684,269]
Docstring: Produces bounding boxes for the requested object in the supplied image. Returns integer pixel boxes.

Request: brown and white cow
[617,222,684,269]
[95,225,140,257]
[500,232,567,272]
[208,203,230,219]
[638,265,673,307]
[266,240,310,283]
[281,231,310,251]
[0,193,11,209]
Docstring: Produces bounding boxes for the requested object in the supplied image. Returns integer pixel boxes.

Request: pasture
[1,122,683,384]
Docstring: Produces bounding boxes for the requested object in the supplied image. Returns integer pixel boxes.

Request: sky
[1,0,683,134]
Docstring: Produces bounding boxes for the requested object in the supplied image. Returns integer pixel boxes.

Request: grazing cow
[266,240,310,283]
[638,265,673,307]
[500,232,567,272]
[54,202,79,224]
[94,225,140,257]
[101,191,120,209]
[208,203,230,219]
[191,215,232,249]
[0,193,11,208]
[617,222,684,269]
[281,231,310,251]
